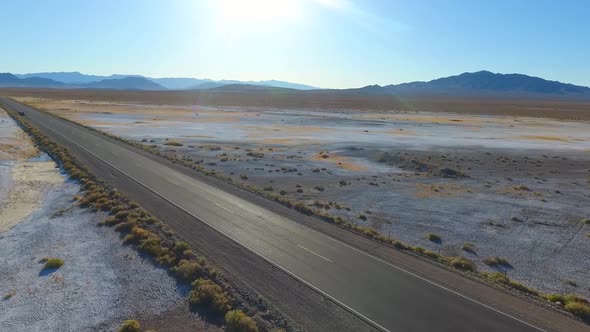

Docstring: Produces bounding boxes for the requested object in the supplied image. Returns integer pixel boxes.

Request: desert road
[0,96,583,332]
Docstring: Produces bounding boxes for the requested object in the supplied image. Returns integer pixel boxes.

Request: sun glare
[213,0,305,24]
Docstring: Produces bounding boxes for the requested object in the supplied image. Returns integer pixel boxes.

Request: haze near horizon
[1,0,589,89]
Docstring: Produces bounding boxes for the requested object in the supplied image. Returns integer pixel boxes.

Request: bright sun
[213,0,305,25]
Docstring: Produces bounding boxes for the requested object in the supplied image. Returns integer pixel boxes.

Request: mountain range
[2,70,589,99]
[13,72,318,90]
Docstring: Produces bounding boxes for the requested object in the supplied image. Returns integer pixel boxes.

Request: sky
[1,0,589,89]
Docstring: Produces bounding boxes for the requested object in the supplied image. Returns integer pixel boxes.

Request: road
[0,96,582,332]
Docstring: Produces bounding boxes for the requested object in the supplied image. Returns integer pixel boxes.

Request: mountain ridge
[15,72,318,90]
[4,71,590,99]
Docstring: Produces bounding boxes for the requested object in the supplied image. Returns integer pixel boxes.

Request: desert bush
[114,221,135,233]
[115,210,131,221]
[225,310,258,332]
[423,250,440,259]
[488,272,538,295]
[172,259,204,282]
[313,185,325,191]
[544,293,565,303]
[174,241,191,254]
[190,278,231,315]
[461,243,476,254]
[565,302,590,321]
[450,257,476,272]
[293,202,314,215]
[581,218,590,224]
[427,233,441,242]
[358,214,367,221]
[483,256,511,267]
[43,258,64,269]
[110,204,126,213]
[118,319,141,332]
[393,241,407,250]
[139,235,163,257]
[164,140,183,146]
[3,290,16,300]
[563,294,589,305]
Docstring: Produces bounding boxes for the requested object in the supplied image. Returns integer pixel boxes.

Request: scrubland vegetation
[40,257,64,270]
[6,110,261,331]
[118,320,141,332]
[225,310,259,332]
[8,106,590,324]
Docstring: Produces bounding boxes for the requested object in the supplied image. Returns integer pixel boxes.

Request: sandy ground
[0,107,215,331]
[0,109,63,233]
[0,161,64,233]
[15,97,590,299]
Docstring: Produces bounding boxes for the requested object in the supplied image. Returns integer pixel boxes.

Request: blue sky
[1,0,588,88]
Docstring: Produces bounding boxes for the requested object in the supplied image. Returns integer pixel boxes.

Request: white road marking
[28,112,548,332]
[215,203,236,214]
[166,179,179,185]
[135,163,144,168]
[111,151,119,156]
[297,244,333,263]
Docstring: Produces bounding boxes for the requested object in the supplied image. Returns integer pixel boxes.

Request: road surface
[1,96,583,332]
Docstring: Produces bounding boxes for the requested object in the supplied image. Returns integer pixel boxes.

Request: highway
[0,96,579,332]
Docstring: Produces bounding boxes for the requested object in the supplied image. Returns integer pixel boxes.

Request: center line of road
[135,163,145,168]
[111,151,119,156]
[166,179,179,185]
[215,203,236,214]
[297,244,333,263]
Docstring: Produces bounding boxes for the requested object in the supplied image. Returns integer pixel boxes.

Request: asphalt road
[0,97,565,331]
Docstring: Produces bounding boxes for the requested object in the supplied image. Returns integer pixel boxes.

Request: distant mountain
[0,73,65,87]
[382,71,590,97]
[16,72,107,84]
[209,84,296,92]
[85,77,165,90]
[2,73,165,90]
[4,70,589,98]
[254,80,317,90]
[151,77,210,90]
[188,79,317,90]
[15,72,318,90]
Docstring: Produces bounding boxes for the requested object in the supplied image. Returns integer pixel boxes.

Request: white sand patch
[0,107,63,233]
[0,161,64,233]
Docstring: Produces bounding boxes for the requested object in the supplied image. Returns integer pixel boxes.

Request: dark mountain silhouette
[382,71,590,97]
[0,73,65,87]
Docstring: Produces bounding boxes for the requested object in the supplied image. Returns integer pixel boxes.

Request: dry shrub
[172,259,204,282]
[190,278,231,315]
[449,257,476,272]
[118,320,140,332]
[225,310,258,332]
